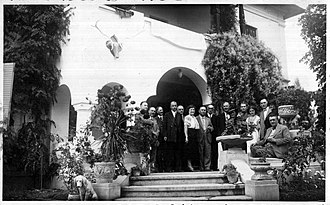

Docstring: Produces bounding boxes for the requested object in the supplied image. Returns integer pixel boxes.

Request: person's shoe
[187,160,194,171]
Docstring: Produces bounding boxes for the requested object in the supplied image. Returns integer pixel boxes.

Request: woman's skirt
[185,128,199,163]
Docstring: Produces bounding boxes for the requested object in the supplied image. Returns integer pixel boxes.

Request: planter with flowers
[51,134,94,200]
[217,109,253,148]
[86,85,135,182]
[83,84,136,200]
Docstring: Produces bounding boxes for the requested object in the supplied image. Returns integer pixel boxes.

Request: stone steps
[121,183,245,198]
[130,171,226,186]
[116,171,250,201]
[116,195,253,201]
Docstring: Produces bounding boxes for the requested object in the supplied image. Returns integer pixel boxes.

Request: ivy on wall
[3,5,73,187]
[202,32,283,108]
[4,5,73,120]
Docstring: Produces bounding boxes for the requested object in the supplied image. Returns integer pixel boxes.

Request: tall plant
[203,32,283,108]
[88,85,134,162]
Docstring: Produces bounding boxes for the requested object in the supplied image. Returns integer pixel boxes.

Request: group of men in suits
[140,97,291,173]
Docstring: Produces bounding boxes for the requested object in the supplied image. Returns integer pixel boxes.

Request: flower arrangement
[51,134,92,192]
[221,109,253,139]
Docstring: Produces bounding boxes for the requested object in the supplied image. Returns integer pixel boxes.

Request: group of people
[137,98,292,172]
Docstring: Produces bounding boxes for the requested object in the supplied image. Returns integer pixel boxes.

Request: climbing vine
[3,5,73,186]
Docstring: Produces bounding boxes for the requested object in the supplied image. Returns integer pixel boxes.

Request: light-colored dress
[246,115,260,154]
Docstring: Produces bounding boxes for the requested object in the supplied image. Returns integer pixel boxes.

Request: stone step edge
[122,183,245,192]
[130,173,226,181]
[115,195,252,201]
[150,171,221,175]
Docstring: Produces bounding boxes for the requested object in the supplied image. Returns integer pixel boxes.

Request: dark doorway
[148,71,202,114]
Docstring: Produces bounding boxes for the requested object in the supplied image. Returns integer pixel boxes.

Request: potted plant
[222,163,240,184]
[86,84,136,183]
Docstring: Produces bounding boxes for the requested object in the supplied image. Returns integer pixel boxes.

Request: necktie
[202,117,206,130]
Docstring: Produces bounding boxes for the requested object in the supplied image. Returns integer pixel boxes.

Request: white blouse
[184,115,200,129]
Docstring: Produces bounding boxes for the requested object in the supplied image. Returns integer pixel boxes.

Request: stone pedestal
[218,148,248,171]
[92,183,121,200]
[245,180,279,201]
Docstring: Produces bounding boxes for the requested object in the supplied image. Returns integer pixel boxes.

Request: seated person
[250,113,291,159]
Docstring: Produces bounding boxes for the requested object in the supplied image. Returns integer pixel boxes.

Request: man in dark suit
[155,106,165,172]
[220,101,230,150]
[259,98,272,140]
[196,106,214,171]
[175,105,185,171]
[207,104,221,171]
[163,101,182,172]
[251,113,291,159]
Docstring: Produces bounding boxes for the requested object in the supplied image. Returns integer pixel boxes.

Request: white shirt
[269,128,276,138]
[201,116,206,130]
[171,110,177,118]
[263,107,270,120]
[184,115,200,129]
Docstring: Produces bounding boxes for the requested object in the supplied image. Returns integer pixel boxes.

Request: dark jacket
[163,111,181,143]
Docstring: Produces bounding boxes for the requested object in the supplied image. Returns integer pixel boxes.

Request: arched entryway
[148,67,207,113]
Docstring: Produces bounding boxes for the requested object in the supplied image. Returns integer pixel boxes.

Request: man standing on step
[259,98,272,140]
[196,106,214,171]
[207,104,221,171]
[155,106,165,172]
[163,101,181,172]
[175,105,185,171]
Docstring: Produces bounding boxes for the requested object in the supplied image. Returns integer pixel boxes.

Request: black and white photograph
[0,1,327,204]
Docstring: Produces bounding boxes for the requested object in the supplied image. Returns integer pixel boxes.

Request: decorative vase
[278,105,297,119]
[250,162,273,180]
[94,161,116,183]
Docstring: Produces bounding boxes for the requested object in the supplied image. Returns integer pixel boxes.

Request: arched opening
[50,84,72,149]
[148,67,206,113]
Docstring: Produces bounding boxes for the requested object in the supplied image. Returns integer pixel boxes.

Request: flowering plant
[87,85,136,162]
[51,134,92,192]
[221,109,253,138]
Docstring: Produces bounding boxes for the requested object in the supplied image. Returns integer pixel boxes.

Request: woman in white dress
[246,105,260,154]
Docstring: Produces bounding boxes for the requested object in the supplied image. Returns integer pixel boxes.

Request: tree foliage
[299,4,326,130]
[4,5,73,119]
[299,4,326,88]
[3,5,73,179]
[202,32,283,108]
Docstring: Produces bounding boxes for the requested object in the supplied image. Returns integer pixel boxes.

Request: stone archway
[148,67,208,113]
[50,84,71,146]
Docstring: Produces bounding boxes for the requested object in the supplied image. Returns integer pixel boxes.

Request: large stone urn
[250,161,273,180]
[278,105,297,128]
[94,161,116,183]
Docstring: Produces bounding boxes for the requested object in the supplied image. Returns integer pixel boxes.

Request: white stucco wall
[58,5,210,107]
[244,5,289,79]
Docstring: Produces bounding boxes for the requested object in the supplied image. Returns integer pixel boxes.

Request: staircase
[115,171,252,201]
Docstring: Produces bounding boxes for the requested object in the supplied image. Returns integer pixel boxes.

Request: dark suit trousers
[164,141,176,171]
[199,132,211,170]
[210,135,219,171]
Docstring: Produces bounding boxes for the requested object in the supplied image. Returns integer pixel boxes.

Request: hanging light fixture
[178,68,183,78]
